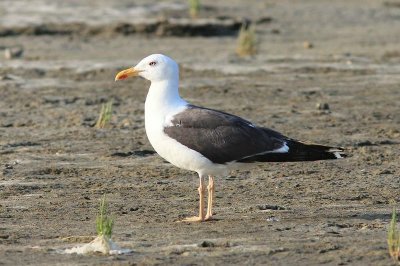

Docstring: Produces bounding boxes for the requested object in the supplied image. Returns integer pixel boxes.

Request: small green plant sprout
[64,195,130,254]
[189,0,200,19]
[388,207,400,262]
[95,100,113,128]
[236,22,257,57]
[96,195,114,239]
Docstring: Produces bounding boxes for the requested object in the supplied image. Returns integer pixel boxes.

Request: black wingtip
[237,142,348,163]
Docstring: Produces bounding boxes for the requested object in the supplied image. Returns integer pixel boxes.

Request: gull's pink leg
[181,174,206,222]
[205,175,215,220]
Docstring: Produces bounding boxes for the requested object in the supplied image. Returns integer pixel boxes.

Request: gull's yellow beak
[115,67,142,81]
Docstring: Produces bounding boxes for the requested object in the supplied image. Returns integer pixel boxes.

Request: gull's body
[115,54,346,222]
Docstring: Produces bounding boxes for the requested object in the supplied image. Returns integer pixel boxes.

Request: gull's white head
[115,54,178,83]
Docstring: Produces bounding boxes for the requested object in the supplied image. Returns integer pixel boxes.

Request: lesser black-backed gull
[115,54,346,222]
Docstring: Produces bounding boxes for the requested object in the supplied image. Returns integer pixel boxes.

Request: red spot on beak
[119,74,128,80]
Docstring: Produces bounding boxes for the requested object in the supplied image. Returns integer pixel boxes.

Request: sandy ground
[1,0,400,265]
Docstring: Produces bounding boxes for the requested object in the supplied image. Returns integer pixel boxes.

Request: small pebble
[199,241,215,248]
[266,216,280,222]
[4,46,24,59]
[303,41,313,49]
[316,102,330,111]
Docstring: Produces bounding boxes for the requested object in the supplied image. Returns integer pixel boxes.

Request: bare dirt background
[1,0,400,265]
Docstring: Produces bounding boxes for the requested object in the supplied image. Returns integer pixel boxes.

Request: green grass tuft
[95,100,113,128]
[96,195,114,239]
[388,207,400,262]
[189,0,200,19]
[236,23,257,57]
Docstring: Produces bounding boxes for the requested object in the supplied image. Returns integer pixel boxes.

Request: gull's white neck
[145,78,187,114]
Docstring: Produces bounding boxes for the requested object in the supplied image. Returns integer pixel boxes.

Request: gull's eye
[149,61,157,66]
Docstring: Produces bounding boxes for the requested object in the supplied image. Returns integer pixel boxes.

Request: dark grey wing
[163,105,287,164]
